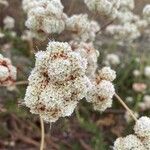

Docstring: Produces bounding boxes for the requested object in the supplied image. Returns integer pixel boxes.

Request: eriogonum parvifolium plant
[0,54,17,86]
[0,0,150,149]
[114,116,150,150]
[24,41,116,122]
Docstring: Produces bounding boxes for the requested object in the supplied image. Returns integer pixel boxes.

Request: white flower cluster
[66,14,100,42]
[138,95,150,111]
[114,134,145,150]
[84,0,120,19]
[134,117,150,137]
[22,0,41,13]
[144,66,150,78]
[21,30,33,41]
[0,0,9,6]
[70,41,99,78]
[116,10,139,24]
[126,96,133,103]
[86,67,116,112]
[133,69,141,77]
[143,5,150,24]
[23,0,67,37]
[0,32,5,39]
[24,41,91,122]
[104,0,150,43]
[115,0,135,24]
[104,53,120,66]
[0,54,17,86]
[98,67,116,81]
[24,40,117,122]
[119,0,134,10]
[114,116,150,150]
[106,23,140,42]
[3,16,15,29]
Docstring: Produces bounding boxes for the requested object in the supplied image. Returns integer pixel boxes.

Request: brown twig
[15,81,28,85]
[40,116,45,150]
[0,81,28,87]
[67,0,75,15]
[115,93,137,122]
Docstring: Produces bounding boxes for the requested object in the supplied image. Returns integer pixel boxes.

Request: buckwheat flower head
[21,30,33,41]
[133,70,141,77]
[24,41,91,123]
[98,67,116,82]
[134,116,150,137]
[106,23,140,42]
[119,0,135,10]
[126,96,134,103]
[96,80,115,99]
[0,54,17,86]
[116,9,138,24]
[24,0,67,36]
[104,53,120,66]
[3,16,15,29]
[143,4,150,23]
[143,136,150,150]
[144,66,150,78]
[22,0,39,12]
[132,83,147,92]
[113,135,145,150]
[143,95,150,109]
[138,102,147,111]
[70,41,99,78]
[84,0,120,19]
[135,19,148,30]
[0,32,5,39]
[0,0,9,6]
[66,14,100,42]
[86,80,115,112]
[94,97,113,112]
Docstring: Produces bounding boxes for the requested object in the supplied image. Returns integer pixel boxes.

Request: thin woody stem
[0,81,28,87]
[40,116,45,150]
[15,81,28,85]
[115,93,137,122]
[67,0,75,15]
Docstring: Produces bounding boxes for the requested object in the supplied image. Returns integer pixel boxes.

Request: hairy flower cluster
[106,23,140,42]
[104,53,120,66]
[144,66,150,78]
[3,16,15,29]
[133,69,141,77]
[134,117,150,138]
[104,0,150,43]
[0,0,9,6]
[23,0,67,37]
[114,116,150,150]
[86,67,116,112]
[143,5,150,24]
[70,41,99,78]
[84,0,120,19]
[22,0,41,12]
[66,14,100,42]
[119,0,134,10]
[0,54,17,86]
[114,134,145,150]
[116,9,139,24]
[24,41,91,122]
[138,95,150,111]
